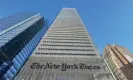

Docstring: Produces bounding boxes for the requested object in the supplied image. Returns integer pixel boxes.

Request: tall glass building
[15,8,116,80]
[0,12,48,80]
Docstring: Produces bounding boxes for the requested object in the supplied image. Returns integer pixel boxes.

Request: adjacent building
[104,44,133,80]
[0,12,48,80]
[15,8,115,80]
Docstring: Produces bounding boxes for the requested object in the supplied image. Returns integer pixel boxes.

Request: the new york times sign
[31,62,100,71]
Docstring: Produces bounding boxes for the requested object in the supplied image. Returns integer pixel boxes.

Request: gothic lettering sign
[30,62,100,71]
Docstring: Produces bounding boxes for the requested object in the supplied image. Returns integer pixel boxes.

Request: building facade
[15,8,115,80]
[0,12,48,80]
[104,44,133,80]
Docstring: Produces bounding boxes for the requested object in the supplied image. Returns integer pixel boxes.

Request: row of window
[51,26,77,28]
[43,41,91,44]
[47,33,88,36]
[44,38,89,41]
[45,36,89,38]
[35,52,96,56]
[51,26,83,29]
[48,31,86,33]
[50,28,85,31]
[47,33,87,35]
[40,44,93,47]
[49,30,86,33]
[49,28,85,30]
[38,48,95,51]
[51,27,84,30]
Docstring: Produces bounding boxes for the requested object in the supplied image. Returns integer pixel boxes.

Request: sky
[0,0,132,55]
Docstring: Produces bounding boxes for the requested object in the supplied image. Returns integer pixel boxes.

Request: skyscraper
[0,12,48,80]
[15,8,115,80]
[104,44,133,80]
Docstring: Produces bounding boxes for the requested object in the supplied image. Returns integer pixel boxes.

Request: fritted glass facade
[15,8,115,80]
[0,12,48,80]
